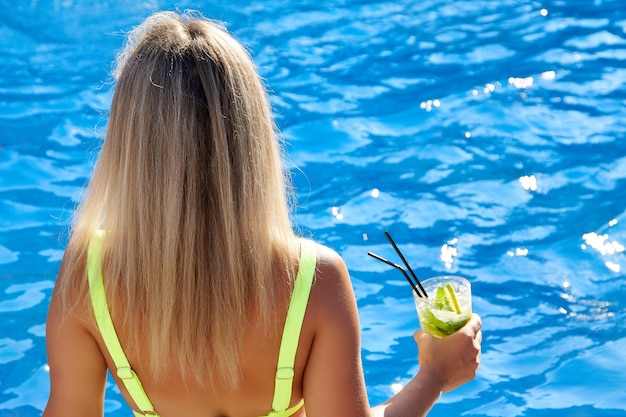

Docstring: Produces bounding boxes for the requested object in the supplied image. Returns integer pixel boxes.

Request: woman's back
[46,240,368,417]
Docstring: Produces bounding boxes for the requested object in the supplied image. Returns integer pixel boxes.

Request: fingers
[470,314,483,347]
[466,315,483,349]
[468,313,482,333]
[413,329,425,343]
[455,313,480,339]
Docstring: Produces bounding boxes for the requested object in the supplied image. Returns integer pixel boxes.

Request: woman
[44,11,482,417]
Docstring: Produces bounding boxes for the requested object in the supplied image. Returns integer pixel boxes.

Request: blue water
[1,0,625,416]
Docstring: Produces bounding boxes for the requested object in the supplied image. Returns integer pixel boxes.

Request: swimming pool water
[1,0,625,416]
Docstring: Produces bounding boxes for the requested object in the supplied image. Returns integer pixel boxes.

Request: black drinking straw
[384,232,428,298]
[367,251,424,298]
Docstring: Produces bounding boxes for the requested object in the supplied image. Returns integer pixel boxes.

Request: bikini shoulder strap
[270,239,317,413]
[87,230,159,417]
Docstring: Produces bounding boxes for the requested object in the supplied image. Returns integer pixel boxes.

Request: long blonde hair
[58,11,298,386]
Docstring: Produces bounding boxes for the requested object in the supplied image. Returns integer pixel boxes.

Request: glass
[414,275,472,338]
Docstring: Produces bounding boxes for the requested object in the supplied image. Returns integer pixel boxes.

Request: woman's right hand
[370,314,483,417]
[414,313,483,393]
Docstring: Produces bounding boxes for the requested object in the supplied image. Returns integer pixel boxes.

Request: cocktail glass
[414,275,472,338]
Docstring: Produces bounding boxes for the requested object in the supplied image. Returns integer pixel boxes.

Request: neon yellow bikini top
[87,230,316,417]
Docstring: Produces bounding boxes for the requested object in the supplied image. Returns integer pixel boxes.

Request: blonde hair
[59,11,298,386]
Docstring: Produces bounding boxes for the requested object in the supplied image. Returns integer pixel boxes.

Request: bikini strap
[87,230,159,417]
[271,239,316,413]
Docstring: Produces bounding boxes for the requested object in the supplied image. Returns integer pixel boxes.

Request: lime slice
[443,283,462,314]
[435,287,453,311]
[422,309,455,337]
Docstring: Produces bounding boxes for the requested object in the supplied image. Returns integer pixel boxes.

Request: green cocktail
[414,275,472,338]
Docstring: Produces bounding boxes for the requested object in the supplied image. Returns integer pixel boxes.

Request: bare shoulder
[313,243,348,276]
[310,243,353,303]
[305,242,359,329]
[301,243,371,417]
[44,249,108,417]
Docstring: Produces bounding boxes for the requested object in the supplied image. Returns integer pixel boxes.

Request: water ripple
[1,0,625,416]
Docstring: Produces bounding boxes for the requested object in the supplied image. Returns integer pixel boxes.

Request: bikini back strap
[87,230,159,417]
[271,239,317,413]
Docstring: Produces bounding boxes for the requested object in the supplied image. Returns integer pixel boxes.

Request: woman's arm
[303,245,482,417]
[302,245,372,417]
[43,262,108,417]
[371,315,483,417]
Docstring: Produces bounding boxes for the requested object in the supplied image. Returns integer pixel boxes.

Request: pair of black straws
[368,232,429,298]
